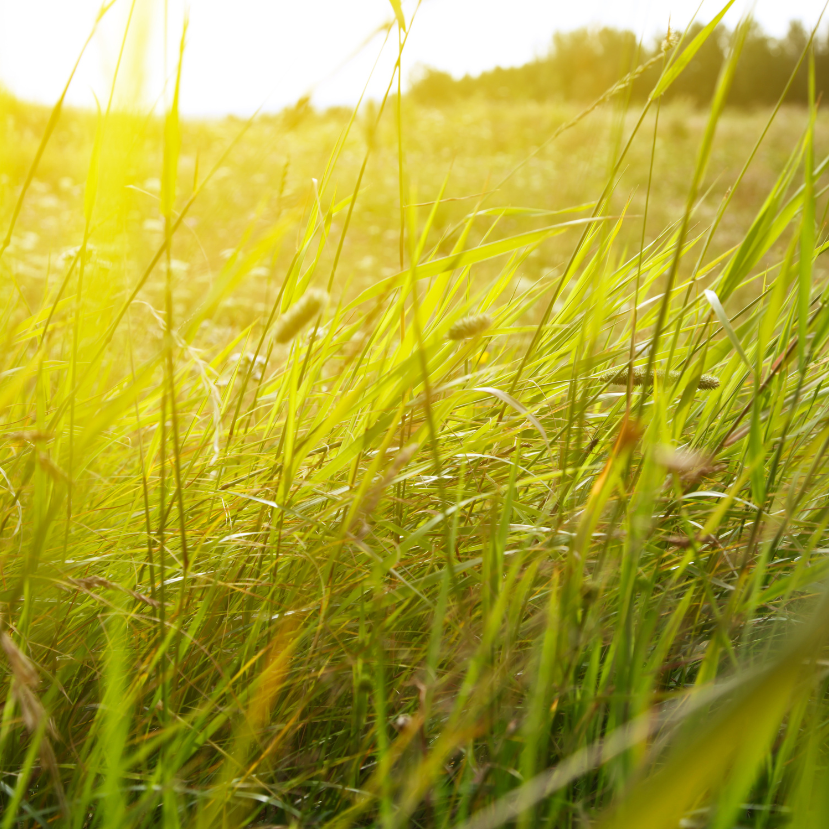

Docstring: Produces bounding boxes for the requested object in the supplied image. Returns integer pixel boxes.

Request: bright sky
[0,0,827,116]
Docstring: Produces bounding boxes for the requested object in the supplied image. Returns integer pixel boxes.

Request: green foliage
[3,7,829,829]
[410,18,829,109]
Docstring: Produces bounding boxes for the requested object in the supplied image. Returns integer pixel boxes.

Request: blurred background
[1,0,829,115]
[3,0,829,332]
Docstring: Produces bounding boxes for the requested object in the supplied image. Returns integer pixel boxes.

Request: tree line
[409,21,825,107]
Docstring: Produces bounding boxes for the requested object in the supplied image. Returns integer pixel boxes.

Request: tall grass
[2,4,829,827]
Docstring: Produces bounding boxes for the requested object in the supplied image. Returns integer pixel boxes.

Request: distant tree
[729,21,786,106]
[663,23,725,105]
[547,28,641,101]
[817,29,829,102]
[782,21,809,103]
[778,20,829,105]
[409,67,459,106]
[406,20,828,110]
[282,95,313,130]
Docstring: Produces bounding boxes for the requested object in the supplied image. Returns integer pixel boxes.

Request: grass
[3,6,829,828]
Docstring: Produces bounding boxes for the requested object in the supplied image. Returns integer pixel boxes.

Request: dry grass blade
[1,632,67,815]
[357,442,419,535]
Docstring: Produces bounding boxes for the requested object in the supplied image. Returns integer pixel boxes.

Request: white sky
[0,0,827,116]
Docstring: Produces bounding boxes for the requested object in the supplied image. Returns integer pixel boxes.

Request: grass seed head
[1,632,39,691]
[661,27,680,52]
[274,289,330,344]
[394,713,413,731]
[598,366,720,391]
[128,589,162,608]
[359,443,420,525]
[655,445,715,475]
[8,430,53,444]
[665,533,718,548]
[448,313,493,340]
[1,632,48,735]
[70,575,119,592]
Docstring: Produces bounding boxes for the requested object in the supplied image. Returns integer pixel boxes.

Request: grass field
[4,10,829,829]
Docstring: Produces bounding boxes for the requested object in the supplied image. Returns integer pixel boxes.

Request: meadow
[3,10,829,828]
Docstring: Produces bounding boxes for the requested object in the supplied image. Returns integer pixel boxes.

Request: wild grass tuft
[2,5,829,829]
